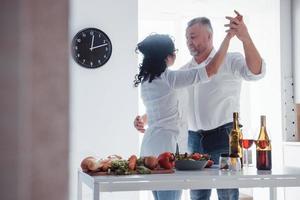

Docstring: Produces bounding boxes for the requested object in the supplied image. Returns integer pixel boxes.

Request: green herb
[136,166,151,174]
[111,160,129,175]
[136,157,145,166]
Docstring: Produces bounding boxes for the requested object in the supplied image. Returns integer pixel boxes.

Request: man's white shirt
[180,48,266,131]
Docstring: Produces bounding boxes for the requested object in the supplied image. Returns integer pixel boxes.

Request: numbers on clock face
[72,28,112,68]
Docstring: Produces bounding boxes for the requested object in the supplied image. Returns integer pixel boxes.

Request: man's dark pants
[188,123,239,200]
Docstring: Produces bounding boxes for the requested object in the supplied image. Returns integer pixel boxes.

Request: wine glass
[239,129,255,168]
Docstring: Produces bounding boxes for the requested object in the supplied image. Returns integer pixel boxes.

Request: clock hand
[90,43,108,50]
[90,35,95,51]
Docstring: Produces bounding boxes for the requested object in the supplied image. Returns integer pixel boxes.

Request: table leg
[270,187,277,200]
[93,183,100,200]
[78,171,82,200]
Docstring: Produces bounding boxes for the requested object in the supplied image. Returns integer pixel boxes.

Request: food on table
[80,154,157,175]
[205,160,214,168]
[158,152,175,169]
[175,152,210,161]
[99,154,122,171]
[136,166,152,174]
[136,157,145,166]
[144,156,158,170]
[98,159,111,172]
[191,153,203,160]
[80,155,122,172]
[111,159,131,175]
[81,156,99,172]
[128,155,138,170]
[174,152,213,169]
[81,152,214,175]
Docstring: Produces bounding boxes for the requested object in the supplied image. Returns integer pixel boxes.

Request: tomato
[202,154,210,160]
[191,153,202,160]
[158,152,175,169]
[205,160,214,168]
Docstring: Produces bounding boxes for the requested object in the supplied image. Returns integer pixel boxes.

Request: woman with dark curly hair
[134,33,234,200]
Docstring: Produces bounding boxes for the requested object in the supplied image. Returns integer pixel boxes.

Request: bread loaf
[81,156,99,172]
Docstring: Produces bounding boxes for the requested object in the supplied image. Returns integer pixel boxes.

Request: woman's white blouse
[140,67,209,157]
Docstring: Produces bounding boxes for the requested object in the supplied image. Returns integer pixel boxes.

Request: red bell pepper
[158,152,175,169]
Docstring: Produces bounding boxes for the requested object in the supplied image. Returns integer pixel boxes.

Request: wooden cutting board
[87,168,174,176]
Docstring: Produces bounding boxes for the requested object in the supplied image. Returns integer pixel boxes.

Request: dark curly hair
[134,34,175,87]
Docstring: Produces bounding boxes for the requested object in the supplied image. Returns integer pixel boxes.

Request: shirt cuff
[245,59,266,80]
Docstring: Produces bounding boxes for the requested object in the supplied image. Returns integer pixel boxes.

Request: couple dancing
[133,10,265,200]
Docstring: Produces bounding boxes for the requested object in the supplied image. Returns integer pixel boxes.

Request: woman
[134,32,233,200]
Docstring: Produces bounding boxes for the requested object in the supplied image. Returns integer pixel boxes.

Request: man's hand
[134,115,145,133]
[225,10,251,43]
[225,10,263,75]
[225,29,236,39]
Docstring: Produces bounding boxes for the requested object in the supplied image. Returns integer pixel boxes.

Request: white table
[78,166,300,200]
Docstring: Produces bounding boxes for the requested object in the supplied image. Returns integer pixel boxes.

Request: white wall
[293,0,300,103]
[67,0,298,199]
[282,0,300,199]
[69,0,139,199]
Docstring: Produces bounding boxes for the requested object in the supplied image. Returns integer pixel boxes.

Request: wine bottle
[229,112,243,167]
[256,115,272,170]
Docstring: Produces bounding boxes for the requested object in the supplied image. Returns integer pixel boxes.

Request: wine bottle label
[229,112,243,159]
[230,131,241,156]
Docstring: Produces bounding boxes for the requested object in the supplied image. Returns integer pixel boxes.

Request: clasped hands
[225,10,251,42]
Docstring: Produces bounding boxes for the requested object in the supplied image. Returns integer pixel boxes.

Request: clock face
[72,28,112,68]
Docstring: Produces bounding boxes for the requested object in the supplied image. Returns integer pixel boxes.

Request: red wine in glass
[239,139,254,168]
[239,139,254,149]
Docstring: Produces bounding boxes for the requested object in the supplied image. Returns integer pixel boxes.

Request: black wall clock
[72,28,112,69]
